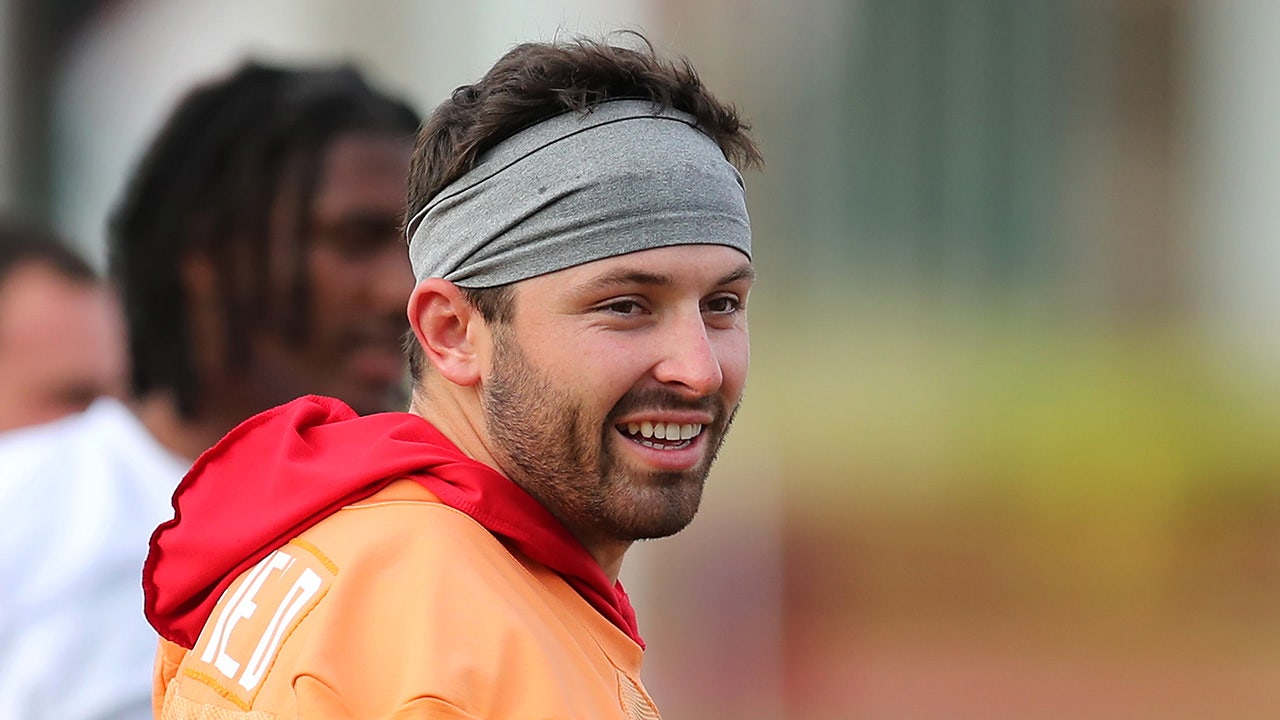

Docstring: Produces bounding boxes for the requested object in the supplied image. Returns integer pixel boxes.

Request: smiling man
[145,34,761,720]
[472,247,754,580]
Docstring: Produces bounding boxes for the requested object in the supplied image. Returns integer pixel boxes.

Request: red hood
[143,395,641,649]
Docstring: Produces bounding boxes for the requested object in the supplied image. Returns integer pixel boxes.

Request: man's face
[0,263,126,432]
[249,133,414,415]
[479,244,754,547]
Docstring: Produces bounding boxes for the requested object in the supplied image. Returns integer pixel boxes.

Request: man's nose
[651,310,724,397]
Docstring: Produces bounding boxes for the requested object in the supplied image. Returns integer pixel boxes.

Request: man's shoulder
[0,397,146,462]
[315,478,506,565]
[299,477,547,603]
[0,401,102,455]
[0,398,183,609]
[0,397,185,499]
[0,400,117,492]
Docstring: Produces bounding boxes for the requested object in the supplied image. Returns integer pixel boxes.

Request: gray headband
[406,99,751,287]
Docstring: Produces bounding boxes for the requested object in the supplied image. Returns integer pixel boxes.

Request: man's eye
[705,296,742,314]
[603,299,642,315]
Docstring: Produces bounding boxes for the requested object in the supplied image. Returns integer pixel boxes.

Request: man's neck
[592,541,630,584]
[413,384,634,583]
[411,381,500,471]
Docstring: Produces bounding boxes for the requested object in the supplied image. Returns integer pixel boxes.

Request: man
[0,220,126,432]
[0,63,419,720]
[145,35,762,719]
[114,62,421,459]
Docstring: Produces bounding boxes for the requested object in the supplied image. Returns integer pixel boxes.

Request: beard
[480,332,738,547]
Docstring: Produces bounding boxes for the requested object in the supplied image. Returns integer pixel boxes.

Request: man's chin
[603,475,706,541]
[613,511,701,542]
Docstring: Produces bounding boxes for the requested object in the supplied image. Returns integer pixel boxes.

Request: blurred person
[145,34,761,719]
[0,62,419,720]
[0,220,126,431]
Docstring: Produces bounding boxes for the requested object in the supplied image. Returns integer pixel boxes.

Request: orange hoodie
[145,396,659,719]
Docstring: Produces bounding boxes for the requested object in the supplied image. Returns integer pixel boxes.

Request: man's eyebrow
[575,263,756,294]
[717,264,756,286]
[576,269,674,293]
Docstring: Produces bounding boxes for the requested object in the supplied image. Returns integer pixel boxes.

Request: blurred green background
[3,0,1277,717]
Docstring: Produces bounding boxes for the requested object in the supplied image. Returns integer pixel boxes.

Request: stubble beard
[480,335,739,547]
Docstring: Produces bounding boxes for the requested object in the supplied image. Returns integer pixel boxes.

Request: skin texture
[0,262,127,432]
[409,244,754,579]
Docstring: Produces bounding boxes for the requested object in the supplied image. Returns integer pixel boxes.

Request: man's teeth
[624,421,702,441]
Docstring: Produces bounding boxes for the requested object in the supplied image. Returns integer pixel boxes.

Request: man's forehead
[523,244,754,292]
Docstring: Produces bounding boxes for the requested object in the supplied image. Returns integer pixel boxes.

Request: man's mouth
[617,421,705,450]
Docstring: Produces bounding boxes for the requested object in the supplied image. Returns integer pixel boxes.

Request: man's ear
[407,279,484,386]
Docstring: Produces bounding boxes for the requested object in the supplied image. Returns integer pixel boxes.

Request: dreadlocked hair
[109,61,419,417]
[402,31,761,381]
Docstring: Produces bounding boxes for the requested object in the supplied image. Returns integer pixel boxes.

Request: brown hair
[406,32,760,220]
[403,32,761,380]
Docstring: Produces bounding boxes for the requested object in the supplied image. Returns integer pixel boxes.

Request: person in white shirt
[0,61,420,720]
